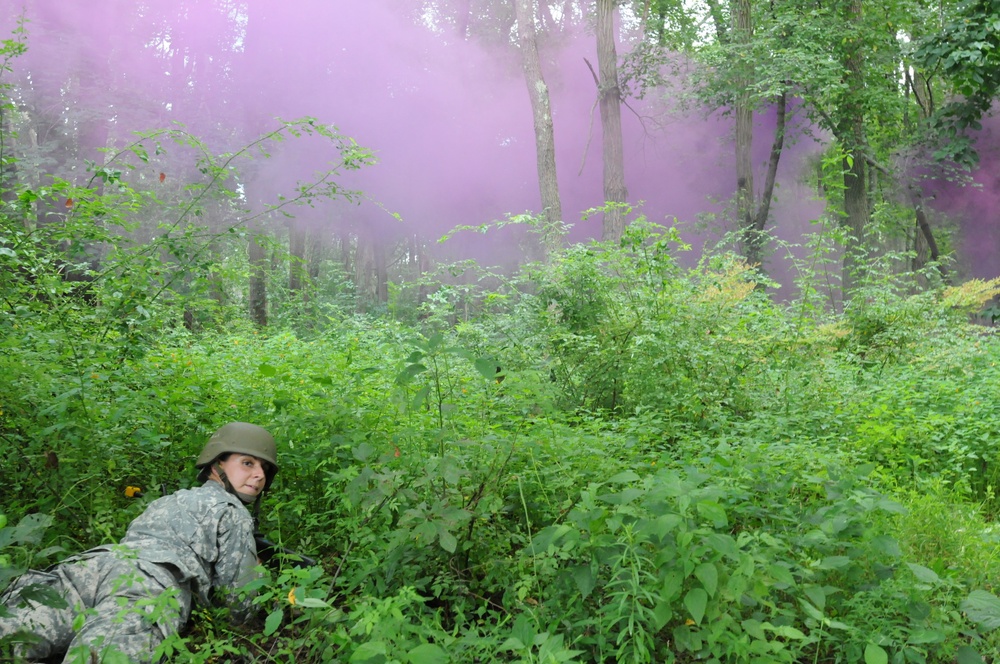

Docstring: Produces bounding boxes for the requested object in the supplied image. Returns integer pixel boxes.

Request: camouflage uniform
[0,480,259,663]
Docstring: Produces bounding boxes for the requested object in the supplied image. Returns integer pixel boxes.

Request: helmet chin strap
[213,461,259,505]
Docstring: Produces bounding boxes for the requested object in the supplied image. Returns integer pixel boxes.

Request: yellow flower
[685,619,696,626]
[287,588,297,606]
[124,486,143,498]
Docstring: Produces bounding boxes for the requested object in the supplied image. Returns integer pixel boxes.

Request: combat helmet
[196,422,279,498]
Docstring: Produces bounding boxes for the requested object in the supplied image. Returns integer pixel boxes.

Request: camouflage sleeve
[212,505,260,624]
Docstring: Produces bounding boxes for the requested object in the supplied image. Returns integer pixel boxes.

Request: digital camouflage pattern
[0,481,259,663]
[0,553,181,663]
[118,479,259,619]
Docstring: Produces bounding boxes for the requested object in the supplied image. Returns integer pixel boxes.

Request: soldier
[0,422,279,663]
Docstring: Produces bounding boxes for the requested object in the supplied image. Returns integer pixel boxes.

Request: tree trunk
[374,238,388,304]
[307,226,324,282]
[354,231,375,312]
[908,184,947,281]
[839,0,870,296]
[596,0,628,243]
[754,93,785,234]
[732,0,756,265]
[248,235,268,326]
[340,228,353,280]
[288,220,306,295]
[704,0,729,42]
[0,103,18,210]
[514,0,562,260]
[841,148,868,294]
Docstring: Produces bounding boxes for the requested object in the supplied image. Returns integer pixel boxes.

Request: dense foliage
[4,181,1000,663]
[4,18,1000,664]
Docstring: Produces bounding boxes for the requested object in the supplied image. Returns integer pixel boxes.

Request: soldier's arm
[212,506,260,624]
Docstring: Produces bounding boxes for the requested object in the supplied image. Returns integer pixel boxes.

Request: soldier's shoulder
[142,483,243,517]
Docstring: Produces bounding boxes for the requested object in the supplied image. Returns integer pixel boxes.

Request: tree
[705,0,787,272]
[595,0,628,243]
[514,0,563,256]
[915,0,1000,169]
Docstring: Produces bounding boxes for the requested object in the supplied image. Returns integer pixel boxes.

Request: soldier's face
[217,454,267,497]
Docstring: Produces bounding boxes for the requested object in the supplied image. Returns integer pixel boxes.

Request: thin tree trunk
[839,0,870,296]
[733,0,756,264]
[596,0,627,243]
[705,0,729,42]
[908,184,947,281]
[0,103,18,210]
[354,230,375,312]
[307,226,323,281]
[755,92,786,233]
[374,238,388,304]
[339,228,353,280]
[249,234,268,326]
[515,0,562,259]
[742,92,787,269]
[288,220,306,295]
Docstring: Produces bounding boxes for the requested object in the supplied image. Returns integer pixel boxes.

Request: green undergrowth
[5,223,1000,662]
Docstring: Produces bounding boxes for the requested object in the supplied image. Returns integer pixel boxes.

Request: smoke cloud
[4,0,991,283]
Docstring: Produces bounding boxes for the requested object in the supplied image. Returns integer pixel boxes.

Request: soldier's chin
[235,490,258,504]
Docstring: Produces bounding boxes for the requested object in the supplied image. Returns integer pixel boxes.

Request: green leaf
[597,488,643,505]
[17,583,68,610]
[407,643,449,664]
[804,585,826,611]
[906,563,941,584]
[800,600,824,621]
[768,563,796,587]
[350,642,388,664]
[906,628,944,645]
[296,597,330,609]
[352,443,375,462]
[961,590,1000,631]
[769,625,806,640]
[499,637,525,652]
[473,357,499,380]
[258,363,277,377]
[572,564,596,599]
[395,363,427,386]
[0,514,52,548]
[410,385,430,411]
[606,470,640,484]
[817,556,851,570]
[694,562,718,597]
[684,587,708,625]
[870,535,902,557]
[956,645,985,664]
[511,614,535,651]
[742,618,766,640]
[702,533,738,559]
[438,527,457,554]
[528,524,572,553]
[652,600,672,630]
[263,607,283,637]
[864,643,888,664]
[696,501,727,527]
